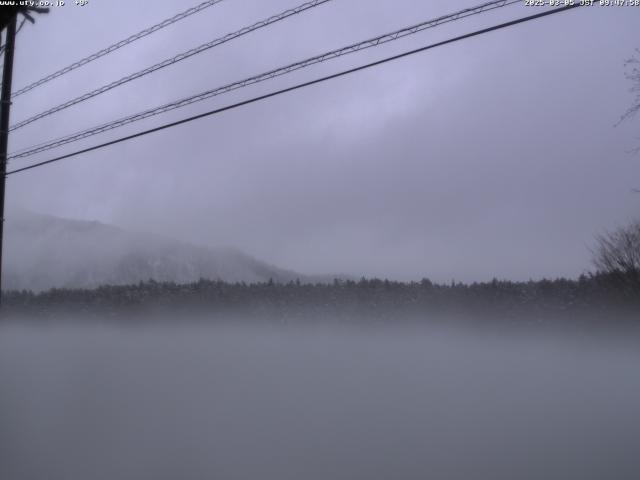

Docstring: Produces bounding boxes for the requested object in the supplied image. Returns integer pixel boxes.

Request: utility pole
[0,15,17,305]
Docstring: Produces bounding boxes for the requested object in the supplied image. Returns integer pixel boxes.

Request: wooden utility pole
[0,15,17,305]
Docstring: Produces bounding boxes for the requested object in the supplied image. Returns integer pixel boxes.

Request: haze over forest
[4,210,340,292]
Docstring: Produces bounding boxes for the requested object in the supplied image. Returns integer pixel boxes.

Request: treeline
[2,271,639,324]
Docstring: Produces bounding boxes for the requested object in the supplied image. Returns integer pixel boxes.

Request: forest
[3,271,638,326]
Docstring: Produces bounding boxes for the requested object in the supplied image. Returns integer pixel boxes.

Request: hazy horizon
[1,207,615,284]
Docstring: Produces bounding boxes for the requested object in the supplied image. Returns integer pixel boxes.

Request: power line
[9,0,521,161]
[10,0,226,99]
[9,0,333,133]
[6,4,583,177]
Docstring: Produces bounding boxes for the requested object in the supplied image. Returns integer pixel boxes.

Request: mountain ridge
[3,210,344,291]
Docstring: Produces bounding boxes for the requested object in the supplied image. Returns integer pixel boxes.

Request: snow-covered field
[1,321,638,480]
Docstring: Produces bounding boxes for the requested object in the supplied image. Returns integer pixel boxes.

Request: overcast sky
[4,0,640,282]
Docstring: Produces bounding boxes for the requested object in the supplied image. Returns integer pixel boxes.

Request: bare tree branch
[618,48,640,126]
[592,221,640,274]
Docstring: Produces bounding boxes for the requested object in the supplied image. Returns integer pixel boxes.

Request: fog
[1,321,639,480]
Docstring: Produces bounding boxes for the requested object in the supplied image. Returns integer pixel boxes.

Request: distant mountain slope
[3,211,321,291]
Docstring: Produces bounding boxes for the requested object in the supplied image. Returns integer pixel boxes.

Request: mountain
[3,210,328,292]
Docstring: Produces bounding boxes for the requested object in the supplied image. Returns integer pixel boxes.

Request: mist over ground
[1,321,639,480]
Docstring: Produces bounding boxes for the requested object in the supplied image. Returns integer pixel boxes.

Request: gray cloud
[5,0,640,282]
